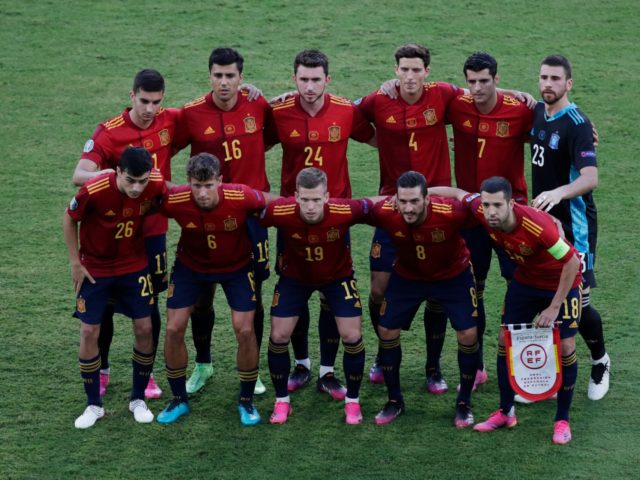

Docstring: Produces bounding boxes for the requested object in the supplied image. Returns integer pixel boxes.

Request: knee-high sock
[98,304,115,370]
[457,342,480,405]
[497,345,514,413]
[379,337,402,402]
[151,299,161,358]
[254,282,264,354]
[291,304,310,362]
[343,337,365,398]
[131,348,154,400]
[239,367,258,404]
[80,354,101,406]
[319,299,340,367]
[579,294,606,360]
[424,300,447,375]
[369,296,382,362]
[556,351,578,421]
[268,338,290,398]
[191,307,215,364]
[475,284,487,370]
[165,364,188,402]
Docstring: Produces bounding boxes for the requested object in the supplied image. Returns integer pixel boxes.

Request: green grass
[1,1,639,478]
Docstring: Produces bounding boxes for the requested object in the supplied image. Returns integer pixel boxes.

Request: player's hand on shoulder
[240,83,263,101]
[513,91,536,109]
[532,189,562,212]
[270,91,296,104]
[379,79,400,99]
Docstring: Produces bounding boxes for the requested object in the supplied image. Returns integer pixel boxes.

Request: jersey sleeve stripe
[521,217,543,236]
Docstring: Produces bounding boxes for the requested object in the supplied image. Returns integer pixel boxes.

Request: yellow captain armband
[547,238,570,260]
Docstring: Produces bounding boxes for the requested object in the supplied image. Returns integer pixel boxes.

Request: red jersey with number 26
[464,193,581,290]
[161,184,266,274]
[80,107,181,236]
[66,170,166,277]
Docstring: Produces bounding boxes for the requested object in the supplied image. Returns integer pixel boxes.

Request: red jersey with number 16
[66,170,166,277]
[161,184,266,274]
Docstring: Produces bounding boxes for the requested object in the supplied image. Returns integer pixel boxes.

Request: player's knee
[377,325,396,341]
[133,318,153,339]
[234,322,255,344]
[79,323,100,344]
[456,327,477,345]
[561,337,576,356]
[165,320,186,343]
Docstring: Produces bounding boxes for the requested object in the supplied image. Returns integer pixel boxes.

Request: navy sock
[291,304,310,361]
[457,342,480,404]
[579,300,606,360]
[239,367,258,404]
[556,351,578,421]
[80,354,102,406]
[369,296,382,361]
[165,364,188,402]
[497,346,514,413]
[475,286,487,370]
[151,299,161,357]
[343,337,365,398]
[98,304,114,370]
[379,337,403,402]
[131,348,154,400]
[268,338,290,398]
[254,282,264,353]
[424,300,447,374]
[191,307,215,364]
[319,299,340,367]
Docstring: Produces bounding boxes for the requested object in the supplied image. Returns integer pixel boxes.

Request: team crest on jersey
[76,297,86,313]
[123,208,134,217]
[308,234,320,244]
[69,197,79,211]
[549,132,560,150]
[327,228,340,242]
[431,229,445,243]
[370,242,381,259]
[159,129,171,146]
[244,116,257,133]
[167,283,174,299]
[143,139,154,150]
[139,200,152,215]
[496,122,510,137]
[271,291,280,307]
[406,118,417,128]
[328,125,341,142]
[205,223,215,231]
[423,109,437,125]
[479,122,490,133]
[519,243,534,256]
[83,139,94,153]
[309,130,320,141]
[224,218,238,231]
[224,125,236,135]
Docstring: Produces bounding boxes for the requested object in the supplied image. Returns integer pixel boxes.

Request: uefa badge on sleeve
[503,323,562,402]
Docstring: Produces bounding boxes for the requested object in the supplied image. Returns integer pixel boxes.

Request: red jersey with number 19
[174,91,270,191]
[260,197,372,284]
[161,184,266,274]
[356,82,461,194]
[66,170,166,277]
[368,196,474,281]
[265,93,375,197]
[464,194,581,290]
[448,93,532,204]
[80,107,181,236]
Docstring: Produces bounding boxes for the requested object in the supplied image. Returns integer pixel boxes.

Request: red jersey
[260,197,372,284]
[80,107,181,236]
[368,196,474,281]
[161,184,266,274]
[464,194,581,290]
[356,82,461,194]
[265,93,375,197]
[66,170,166,277]
[448,93,533,204]
[174,91,270,191]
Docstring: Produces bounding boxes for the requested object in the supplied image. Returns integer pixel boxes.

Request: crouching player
[432,176,582,444]
[368,171,480,427]
[63,147,165,429]
[157,153,273,426]
[261,168,369,425]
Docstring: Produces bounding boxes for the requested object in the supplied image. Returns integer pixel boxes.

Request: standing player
[156,153,274,425]
[369,172,480,427]
[265,49,375,398]
[355,43,461,392]
[446,52,535,389]
[530,55,609,400]
[64,147,165,429]
[72,69,182,399]
[432,177,582,444]
[261,168,369,425]
[173,47,271,396]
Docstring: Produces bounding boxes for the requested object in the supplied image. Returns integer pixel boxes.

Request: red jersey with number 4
[260,197,372,284]
[464,193,581,290]
[368,196,474,281]
[356,82,461,194]
[80,107,181,236]
[448,93,532,204]
[161,184,266,274]
[66,170,166,277]
[174,91,270,191]
[265,93,375,197]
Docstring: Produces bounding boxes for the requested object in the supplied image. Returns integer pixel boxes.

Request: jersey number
[222,139,242,162]
[409,132,418,151]
[304,246,324,261]
[477,138,486,158]
[341,279,360,300]
[304,146,323,166]
[532,144,545,167]
[115,221,134,239]
[256,239,269,263]
[416,245,426,260]
[562,297,580,320]
[207,234,217,250]
[138,274,154,297]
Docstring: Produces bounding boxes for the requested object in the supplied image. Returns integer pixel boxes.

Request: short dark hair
[132,69,165,93]
[119,147,152,176]
[294,50,329,76]
[394,43,430,68]
[186,153,221,181]
[541,54,572,79]
[397,171,428,196]
[208,47,244,73]
[480,176,512,201]
[463,51,498,78]
[296,167,327,191]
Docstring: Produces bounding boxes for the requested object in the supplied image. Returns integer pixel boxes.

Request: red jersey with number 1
[161,184,266,274]
[80,107,181,236]
[448,93,532,204]
[356,82,461,194]
[260,197,372,284]
[265,93,375,197]
[66,170,166,277]
[174,91,270,191]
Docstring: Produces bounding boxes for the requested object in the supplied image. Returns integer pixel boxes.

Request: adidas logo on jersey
[204,126,215,135]
[290,129,301,138]
[386,116,396,124]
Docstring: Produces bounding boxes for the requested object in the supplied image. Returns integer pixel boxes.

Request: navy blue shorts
[247,215,270,283]
[502,279,581,339]
[379,266,478,332]
[145,234,168,294]
[73,267,155,324]
[271,274,362,318]
[462,225,515,282]
[167,258,256,312]
[369,227,395,273]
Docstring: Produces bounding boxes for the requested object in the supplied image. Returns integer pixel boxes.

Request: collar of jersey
[544,102,577,122]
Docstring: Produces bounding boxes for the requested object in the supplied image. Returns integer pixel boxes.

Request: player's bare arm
[72,158,115,186]
[62,212,95,294]
[532,166,598,212]
[535,253,580,328]
[428,186,469,202]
